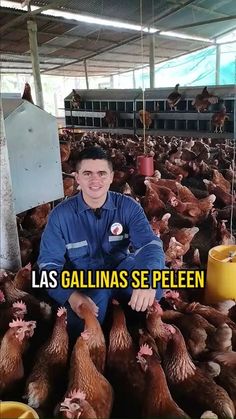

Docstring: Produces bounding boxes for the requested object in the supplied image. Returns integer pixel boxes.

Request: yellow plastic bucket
[0,401,39,419]
[205,245,236,304]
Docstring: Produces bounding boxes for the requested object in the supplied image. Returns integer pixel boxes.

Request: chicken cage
[64,85,235,138]
[2,97,64,214]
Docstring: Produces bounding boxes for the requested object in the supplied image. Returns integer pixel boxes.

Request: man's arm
[125,198,166,311]
[38,208,99,316]
[37,208,74,305]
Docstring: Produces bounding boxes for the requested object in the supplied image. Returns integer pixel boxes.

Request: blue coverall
[38,191,165,337]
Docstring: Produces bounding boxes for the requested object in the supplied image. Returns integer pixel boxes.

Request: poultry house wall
[2,98,64,214]
[64,85,234,137]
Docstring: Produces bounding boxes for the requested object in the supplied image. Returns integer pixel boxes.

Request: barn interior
[0,1,236,418]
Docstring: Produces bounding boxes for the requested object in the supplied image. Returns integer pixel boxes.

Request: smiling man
[38,146,165,338]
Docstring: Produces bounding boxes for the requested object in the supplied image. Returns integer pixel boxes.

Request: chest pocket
[66,240,89,260]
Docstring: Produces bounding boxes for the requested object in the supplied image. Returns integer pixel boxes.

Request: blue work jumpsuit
[38,191,165,337]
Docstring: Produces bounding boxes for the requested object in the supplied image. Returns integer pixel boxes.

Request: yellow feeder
[0,401,39,419]
[205,245,236,304]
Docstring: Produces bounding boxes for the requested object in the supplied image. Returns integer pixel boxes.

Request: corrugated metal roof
[0,0,235,76]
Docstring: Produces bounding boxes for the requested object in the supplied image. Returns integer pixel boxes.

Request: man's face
[75,159,114,205]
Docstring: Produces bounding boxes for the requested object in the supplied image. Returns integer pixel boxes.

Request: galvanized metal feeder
[1,96,64,270]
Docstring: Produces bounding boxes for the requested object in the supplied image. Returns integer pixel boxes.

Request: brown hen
[25,307,69,409]
[0,319,36,395]
[77,303,106,374]
[137,343,189,418]
[163,325,235,418]
[67,332,113,419]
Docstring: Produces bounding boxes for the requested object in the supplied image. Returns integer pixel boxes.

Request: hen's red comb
[9,318,27,328]
[57,307,67,317]
[13,300,27,312]
[68,389,86,400]
[138,344,153,357]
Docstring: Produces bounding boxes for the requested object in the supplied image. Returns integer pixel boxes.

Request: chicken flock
[0,273,236,419]
[1,129,236,419]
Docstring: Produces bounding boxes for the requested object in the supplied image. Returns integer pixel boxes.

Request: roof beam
[145,0,196,26]
[0,55,74,65]
[167,15,236,31]
[0,0,67,36]
[189,3,228,18]
[40,33,141,74]
[212,25,236,40]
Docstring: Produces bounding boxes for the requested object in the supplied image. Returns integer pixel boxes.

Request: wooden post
[27,19,44,108]
[0,98,21,271]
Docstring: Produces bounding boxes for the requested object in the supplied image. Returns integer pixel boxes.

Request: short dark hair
[76,146,113,171]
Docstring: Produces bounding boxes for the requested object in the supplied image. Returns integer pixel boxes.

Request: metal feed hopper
[2,97,64,214]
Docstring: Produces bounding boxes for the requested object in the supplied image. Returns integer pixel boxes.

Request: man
[38,147,165,337]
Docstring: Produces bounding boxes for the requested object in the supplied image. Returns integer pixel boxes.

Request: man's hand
[68,291,99,317]
[128,288,156,312]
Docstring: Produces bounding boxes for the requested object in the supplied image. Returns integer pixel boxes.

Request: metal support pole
[149,34,155,89]
[27,19,44,108]
[110,75,114,88]
[133,70,136,89]
[0,98,21,271]
[133,99,137,136]
[215,44,221,85]
[84,59,89,89]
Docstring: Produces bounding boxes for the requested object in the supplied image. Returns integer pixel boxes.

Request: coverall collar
[77,191,116,213]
